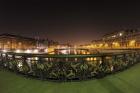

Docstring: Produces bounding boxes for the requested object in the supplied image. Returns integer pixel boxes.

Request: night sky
[0,1,140,45]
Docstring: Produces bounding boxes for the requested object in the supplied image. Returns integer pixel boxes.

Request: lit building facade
[0,34,36,50]
[83,29,140,49]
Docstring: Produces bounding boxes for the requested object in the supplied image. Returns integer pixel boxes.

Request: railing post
[58,57,65,81]
[97,55,106,78]
[22,56,28,75]
[38,57,44,80]
[12,54,15,60]
[4,53,8,68]
[0,52,2,67]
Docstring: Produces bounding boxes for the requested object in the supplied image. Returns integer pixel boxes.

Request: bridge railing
[0,50,140,81]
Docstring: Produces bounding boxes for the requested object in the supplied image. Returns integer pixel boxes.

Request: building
[83,29,140,49]
[0,33,61,53]
[102,29,140,48]
[0,34,36,50]
[36,38,59,49]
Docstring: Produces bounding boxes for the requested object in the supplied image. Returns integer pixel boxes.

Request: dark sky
[0,1,140,45]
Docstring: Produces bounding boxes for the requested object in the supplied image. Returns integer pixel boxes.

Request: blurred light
[129,40,136,46]
[86,52,90,54]
[34,57,39,60]
[75,58,77,61]
[27,58,31,60]
[112,35,116,38]
[112,42,120,47]
[94,57,97,61]
[25,49,32,53]
[111,66,114,71]
[90,58,93,61]
[15,49,21,53]
[61,50,67,54]
[2,49,7,53]
[18,62,22,68]
[44,48,48,53]
[74,45,77,48]
[104,43,108,47]
[99,60,102,64]
[7,41,10,44]
[74,50,77,54]
[119,33,123,36]
[33,49,39,53]
[86,58,90,61]
[2,53,6,56]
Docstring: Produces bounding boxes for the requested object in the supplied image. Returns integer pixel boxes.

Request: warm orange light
[104,43,108,47]
[112,42,120,47]
[93,57,97,61]
[86,58,90,61]
[129,40,136,47]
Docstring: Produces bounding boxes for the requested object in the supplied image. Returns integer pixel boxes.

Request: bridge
[0,49,140,81]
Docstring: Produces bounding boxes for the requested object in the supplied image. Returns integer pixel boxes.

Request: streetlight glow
[33,49,39,53]
[2,49,7,53]
[44,48,48,53]
[15,49,21,53]
[119,33,123,36]
[25,49,32,53]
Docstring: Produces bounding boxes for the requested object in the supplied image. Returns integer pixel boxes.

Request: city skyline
[0,1,140,44]
[1,1,140,93]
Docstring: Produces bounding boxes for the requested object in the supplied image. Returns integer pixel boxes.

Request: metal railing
[0,50,140,81]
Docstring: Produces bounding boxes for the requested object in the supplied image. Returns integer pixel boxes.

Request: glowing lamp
[33,49,39,53]
[2,49,7,53]
[25,49,32,53]
[44,48,48,53]
[15,49,21,53]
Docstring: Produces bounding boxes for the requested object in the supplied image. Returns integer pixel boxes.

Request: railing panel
[0,50,140,81]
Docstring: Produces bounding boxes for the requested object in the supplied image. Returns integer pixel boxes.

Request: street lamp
[2,49,7,53]
[15,49,21,53]
[25,49,32,53]
[33,49,39,53]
